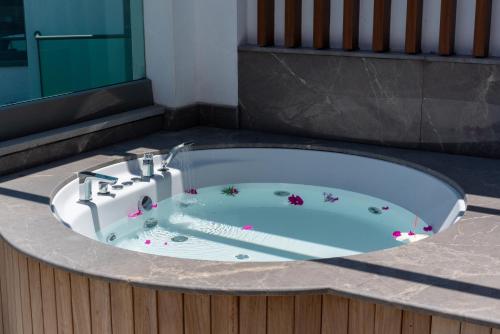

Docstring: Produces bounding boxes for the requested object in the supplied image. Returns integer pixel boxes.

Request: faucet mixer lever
[141,153,155,178]
[78,171,118,201]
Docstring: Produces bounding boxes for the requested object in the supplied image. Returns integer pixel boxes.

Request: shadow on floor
[314,257,500,299]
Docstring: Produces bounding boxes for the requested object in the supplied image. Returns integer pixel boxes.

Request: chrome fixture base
[78,171,118,202]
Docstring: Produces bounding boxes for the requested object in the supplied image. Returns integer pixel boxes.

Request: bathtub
[51,147,466,261]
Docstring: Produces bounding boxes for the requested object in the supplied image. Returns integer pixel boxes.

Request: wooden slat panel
[431,316,460,334]
[110,282,134,334]
[54,269,73,334]
[239,296,267,334]
[372,0,392,52]
[90,279,112,334]
[473,0,492,57]
[184,294,210,334]
[2,243,13,334]
[27,258,44,334]
[438,0,457,56]
[18,253,33,334]
[314,0,330,49]
[285,0,302,47]
[158,291,183,334]
[492,329,500,334]
[10,246,24,334]
[258,0,275,46]
[40,263,58,334]
[348,299,375,334]
[402,310,431,334]
[133,287,157,334]
[374,304,402,334]
[405,0,423,54]
[4,245,15,334]
[0,241,10,334]
[267,296,294,334]
[343,0,360,50]
[70,274,91,334]
[295,295,322,334]
[322,294,348,334]
[460,322,492,334]
[0,243,4,334]
[211,295,238,334]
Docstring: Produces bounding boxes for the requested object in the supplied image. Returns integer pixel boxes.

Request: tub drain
[368,207,382,215]
[144,218,158,229]
[106,233,117,243]
[171,236,188,243]
[274,190,290,197]
[235,254,249,260]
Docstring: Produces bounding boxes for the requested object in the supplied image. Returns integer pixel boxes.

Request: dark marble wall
[239,48,500,158]
[421,62,500,157]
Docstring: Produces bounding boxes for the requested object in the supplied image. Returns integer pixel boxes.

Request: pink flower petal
[128,210,143,218]
[392,231,402,238]
[145,240,151,245]
[288,195,304,206]
[152,203,158,208]
[408,231,416,236]
[423,225,433,232]
[242,225,253,230]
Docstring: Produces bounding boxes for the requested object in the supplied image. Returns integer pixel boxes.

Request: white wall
[491,1,500,56]
[330,0,344,49]
[455,0,475,56]
[195,0,239,106]
[390,0,407,52]
[143,0,177,107]
[144,0,239,108]
[421,0,440,54]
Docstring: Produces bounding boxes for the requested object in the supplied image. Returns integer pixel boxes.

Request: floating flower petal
[145,239,151,245]
[128,210,143,219]
[423,225,433,232]
[323,192,339,203]
[392,231,402,238]
[288,194,304,206]
[222,186,239,196]
[185,188,198,195]
[242,225,253,230]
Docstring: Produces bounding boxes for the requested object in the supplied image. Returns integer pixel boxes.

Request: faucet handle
[98,181,110,195]
[158,160,169,172]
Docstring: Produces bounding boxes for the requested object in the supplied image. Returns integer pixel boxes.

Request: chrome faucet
[78,171,118,201]
[141,153,155,178]
[159,142,194,171]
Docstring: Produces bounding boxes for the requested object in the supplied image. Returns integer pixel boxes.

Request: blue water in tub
[97,183,432,262]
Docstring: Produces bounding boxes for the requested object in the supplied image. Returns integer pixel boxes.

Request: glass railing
[0,0,146,107]
[35,33,138,97]
[0,35,27,67]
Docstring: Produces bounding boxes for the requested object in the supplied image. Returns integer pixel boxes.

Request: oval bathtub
[52,148,466,262]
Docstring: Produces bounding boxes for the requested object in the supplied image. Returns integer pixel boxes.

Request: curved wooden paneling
[0,239,496,334]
